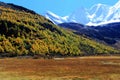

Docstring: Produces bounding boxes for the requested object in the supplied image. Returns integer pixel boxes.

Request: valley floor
[0,56,120,80]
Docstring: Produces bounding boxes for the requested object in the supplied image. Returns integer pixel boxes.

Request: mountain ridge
[59,22,120,49]
[0,1,37,14]
[45,0,120,26]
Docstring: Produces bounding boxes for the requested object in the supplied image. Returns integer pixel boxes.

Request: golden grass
[0,56,120,80]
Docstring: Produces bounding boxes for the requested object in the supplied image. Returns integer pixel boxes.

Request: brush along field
[0,56,120,80]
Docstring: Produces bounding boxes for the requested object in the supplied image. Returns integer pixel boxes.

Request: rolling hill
[0,2,119,57]
[59,22,120,49]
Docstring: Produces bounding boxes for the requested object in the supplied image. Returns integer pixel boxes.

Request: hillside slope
[59,22,120,49]
[0,2,118,57]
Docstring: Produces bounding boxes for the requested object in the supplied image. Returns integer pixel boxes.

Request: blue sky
[0,0,118,16]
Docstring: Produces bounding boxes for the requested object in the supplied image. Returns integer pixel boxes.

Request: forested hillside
[0,2,118,57]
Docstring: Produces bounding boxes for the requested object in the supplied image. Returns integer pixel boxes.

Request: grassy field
[0,56,120,80]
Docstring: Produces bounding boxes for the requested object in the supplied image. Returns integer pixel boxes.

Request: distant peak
[45,1,120,26]
[46,11,53,14]
[46,11,58,16]
[113,0,120,8]
[97,3,104,6]
[46,11,60,19]
[91,3,108,8]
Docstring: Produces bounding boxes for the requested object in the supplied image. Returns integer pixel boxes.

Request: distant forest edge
[0,2,119,58]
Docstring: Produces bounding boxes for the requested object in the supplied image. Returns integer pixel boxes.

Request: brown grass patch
[0,56,120,80]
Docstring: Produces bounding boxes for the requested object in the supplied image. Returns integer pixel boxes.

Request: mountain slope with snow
[45,0,120,26]
[45,11,68,24]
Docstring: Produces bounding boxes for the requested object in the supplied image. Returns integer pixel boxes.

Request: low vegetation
[0,57,120,80]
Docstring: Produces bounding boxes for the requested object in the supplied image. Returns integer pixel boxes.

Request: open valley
[0,56,120,80]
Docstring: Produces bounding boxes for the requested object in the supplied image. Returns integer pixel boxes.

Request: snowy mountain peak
[45,11,68,24]
[68,7,89,24]
[113,0,120,9]
[90,3,109,10]
[46,11,60,19]
[91,3,107,9]
[45,1,120,26]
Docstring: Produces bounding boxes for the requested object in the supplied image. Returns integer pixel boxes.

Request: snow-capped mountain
[45,0,120,26]
[68,7,89,24]
[88,4,110,23]
[45,11,69,24]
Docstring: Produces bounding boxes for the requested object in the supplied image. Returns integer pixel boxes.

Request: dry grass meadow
[0,56,120,80]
